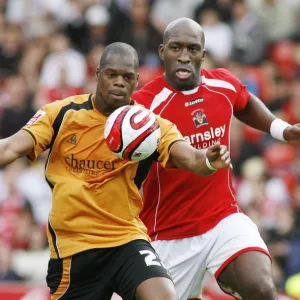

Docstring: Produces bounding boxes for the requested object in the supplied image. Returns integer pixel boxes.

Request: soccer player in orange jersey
[0,42,231,300]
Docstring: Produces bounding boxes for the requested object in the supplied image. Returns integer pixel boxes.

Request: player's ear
[201,49,206,63]
[158,44,164,61]
[136,73,139,88]
[95,66,100,82]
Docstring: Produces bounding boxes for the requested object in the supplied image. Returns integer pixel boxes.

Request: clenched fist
[206,142,233,170]
[283,124,300,144]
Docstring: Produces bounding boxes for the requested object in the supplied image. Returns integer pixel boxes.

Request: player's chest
[157,90,232,128]
[52,118,126,175]
[154,89,233,149]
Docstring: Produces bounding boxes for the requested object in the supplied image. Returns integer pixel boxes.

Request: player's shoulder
[42,94,92,113]
[132,75,168,108]
[201,68,242,93]
[140,75,166,92]
[201,68,235,80]
[133,76,165,97]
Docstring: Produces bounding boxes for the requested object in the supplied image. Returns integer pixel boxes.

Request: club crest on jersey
[68,134,77,145]
[191,109,208,128]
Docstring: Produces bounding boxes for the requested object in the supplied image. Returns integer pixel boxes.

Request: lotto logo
[184,98,204,107]
[27,110,46,125]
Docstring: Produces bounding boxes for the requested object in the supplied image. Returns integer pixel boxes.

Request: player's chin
[174,76,195,90]
[109,95,129,107]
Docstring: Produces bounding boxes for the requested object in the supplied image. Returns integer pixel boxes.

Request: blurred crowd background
[0,0,300,298]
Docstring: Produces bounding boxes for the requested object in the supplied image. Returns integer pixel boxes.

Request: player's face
[159,28,205,91]
[96,54,139,113]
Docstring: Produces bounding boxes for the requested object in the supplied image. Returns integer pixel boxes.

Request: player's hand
[283,124,300,144]
[206,142,233,170]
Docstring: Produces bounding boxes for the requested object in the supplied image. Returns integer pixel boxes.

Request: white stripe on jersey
[150,87,173,111]
[153,162,161,241]
[201,75,237,93]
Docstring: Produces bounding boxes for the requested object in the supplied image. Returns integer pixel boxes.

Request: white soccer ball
[104,105,161,161]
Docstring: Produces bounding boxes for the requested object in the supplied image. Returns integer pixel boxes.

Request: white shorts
[151,213,270,300]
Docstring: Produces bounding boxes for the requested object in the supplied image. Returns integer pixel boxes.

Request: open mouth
[175,69,192,80]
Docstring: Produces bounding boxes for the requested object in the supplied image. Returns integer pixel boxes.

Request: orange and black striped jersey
[22,94,184,259]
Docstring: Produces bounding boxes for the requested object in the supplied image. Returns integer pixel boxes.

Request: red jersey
[132,68,251,241]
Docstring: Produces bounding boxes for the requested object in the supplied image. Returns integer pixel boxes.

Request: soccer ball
[104,105,161,161]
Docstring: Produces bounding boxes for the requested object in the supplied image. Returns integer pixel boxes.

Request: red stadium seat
[138,66,164,89]
[264,142,297,168]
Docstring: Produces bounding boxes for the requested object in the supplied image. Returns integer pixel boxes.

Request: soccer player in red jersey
[132,18,300,300]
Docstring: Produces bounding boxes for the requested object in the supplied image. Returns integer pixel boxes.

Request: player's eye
[170,45,180,51]
[124,75,134,81]
[190,47,200,53]
[107,72,117,78]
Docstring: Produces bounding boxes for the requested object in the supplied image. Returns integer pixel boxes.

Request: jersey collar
[90,94,135,118]
[181,86,199,95]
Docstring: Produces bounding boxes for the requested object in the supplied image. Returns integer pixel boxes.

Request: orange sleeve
[21,101,62,163]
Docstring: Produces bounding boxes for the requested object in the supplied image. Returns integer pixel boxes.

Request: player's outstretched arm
[234,93,300,144]
[170,142,232,176]
[0,131,34,168]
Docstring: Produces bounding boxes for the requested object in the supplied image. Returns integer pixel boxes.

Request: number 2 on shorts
[139,250,165,267]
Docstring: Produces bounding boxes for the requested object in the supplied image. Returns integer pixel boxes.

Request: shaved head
[100,42,139,71]
[95,42,139,115]
[163,18,205,46]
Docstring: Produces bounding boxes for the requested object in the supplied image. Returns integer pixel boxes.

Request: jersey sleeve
[216,68,251,112]
[21,101,61,163]
[156,116,186,169]
[234,84,251,112]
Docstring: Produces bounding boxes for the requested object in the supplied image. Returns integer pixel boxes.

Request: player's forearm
[190,149,215,176]
[234,93,276,133]
[0,131,34,168]
[171,145,214,176]
[0,138,20,167]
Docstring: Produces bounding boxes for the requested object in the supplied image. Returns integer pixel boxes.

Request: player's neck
[92,94,110,116]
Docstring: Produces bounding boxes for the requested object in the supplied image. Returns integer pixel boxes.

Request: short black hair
[99,42,139,71]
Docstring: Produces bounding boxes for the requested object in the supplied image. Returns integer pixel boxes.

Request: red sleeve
[234,84,250,112]
[214,68,250,112]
